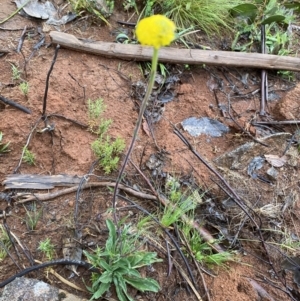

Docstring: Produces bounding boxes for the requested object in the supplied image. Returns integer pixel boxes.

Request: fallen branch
[50,31,300,71]
[14,182,157,204]
[3,174,83,189]
[8,172,223,252]
[253,120,300,125]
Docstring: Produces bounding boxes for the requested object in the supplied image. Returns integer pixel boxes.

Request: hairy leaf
[105,219,117,253]
[98,270,113,284]
[124,276,161,292]
[92,282,110,300]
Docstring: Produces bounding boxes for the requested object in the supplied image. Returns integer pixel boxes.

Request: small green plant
[19,81,29,96]
[68,0,113,25]
[148,62,168,78]
[277,70,295,81]
[87,98,112,134]
[160,176,198,227]
[181,222,233,266]
[23,147,35,165]
[91,136,125,174]
[142,0,244,40]
[23,203,42,231]
[0,132,10,154]
[11,63,21,81]
[115,32,138,45]
[123,0,138,13]
[38,238,55,260]
[160,175,234,266]
[0,225,12,261]
[88,98,105,121]
[88,98,125,173]
[136,215,155,234]
[231,1,298,80]
[84,219,162,301]
[231,1,295,54]
[97,119,113,136]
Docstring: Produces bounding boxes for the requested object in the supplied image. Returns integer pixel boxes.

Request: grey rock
[182,117,229,137]
[0,277,88,301]
[266,166,278,180]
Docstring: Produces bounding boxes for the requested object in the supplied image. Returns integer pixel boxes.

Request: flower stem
[112,48,159,222]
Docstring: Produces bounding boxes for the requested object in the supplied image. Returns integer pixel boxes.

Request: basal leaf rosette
[136,15,176,49]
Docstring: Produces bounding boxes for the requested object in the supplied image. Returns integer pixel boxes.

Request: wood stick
[50,31,300,71]
[14,182,157,204]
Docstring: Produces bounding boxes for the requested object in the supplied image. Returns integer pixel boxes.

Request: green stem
[112,48,159,222]
[0,0,31,25]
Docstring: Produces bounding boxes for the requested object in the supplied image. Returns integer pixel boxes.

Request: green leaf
[116,273,135,301]
[265,6,278,16]
[113,277,132,301]
[106,219,117,241]
[98,258,111,271]
[124,276,161,292]
[92,274,104,289]
[261,15,286,25]
[112,257,130,270]
[284,3,300,12]
[143,252,163,264]
[85,285,93,293]
[230,4,258,23]
[105,219,117,253]
[92,282,110,299]
[123,268,141,278]
[114,266,132,276]
[116,33,129,43]
[129,252,162,268]
[116,273,128,293]
[116,33,129,40]
[98,270,113,284]
[83,250,98,264]
[127,253,144,267]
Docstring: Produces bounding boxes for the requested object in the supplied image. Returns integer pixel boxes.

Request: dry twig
[15,182,157,205]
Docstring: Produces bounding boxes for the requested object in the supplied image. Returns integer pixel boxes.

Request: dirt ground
[0,1,300,301]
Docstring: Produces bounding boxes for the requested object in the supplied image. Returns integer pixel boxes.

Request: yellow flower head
[136,15,176,49]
